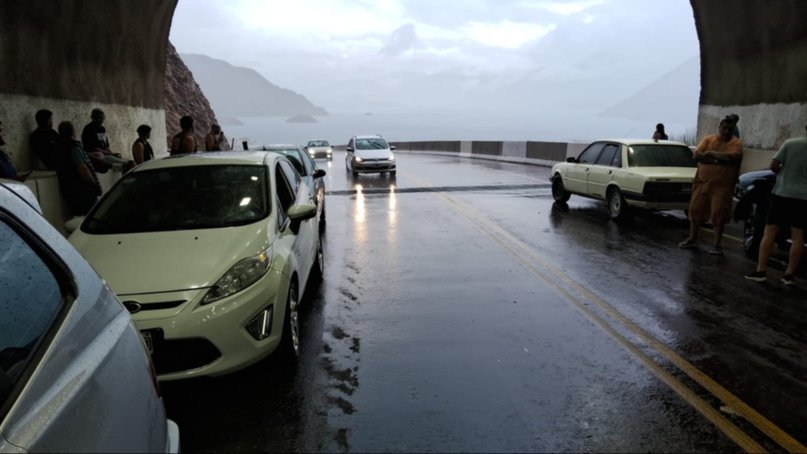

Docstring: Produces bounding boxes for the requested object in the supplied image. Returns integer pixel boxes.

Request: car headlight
[202,247,272,305]
[388,155,395,161]
[355,156,363,162]
[327,148,332,154]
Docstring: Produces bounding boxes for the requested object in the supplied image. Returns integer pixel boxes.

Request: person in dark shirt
[57,121,102,216]
[29,109,64,171]
[132,124,154,165]
[81,108,133,172]
[652,123,669,141]
[0,120,30,181]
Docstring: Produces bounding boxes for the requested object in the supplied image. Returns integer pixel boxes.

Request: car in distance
[260,144,327,232]
[550,139,697,220]
[0,180,179,452]
[68,151,323,381]
[305,140,333,160]
[345,134,396,176]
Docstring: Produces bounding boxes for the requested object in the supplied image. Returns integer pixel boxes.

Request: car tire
[279,280,300,363]
[743,202,762,259]
[551,175,571,202]
[607,187,630,220]
[310,235,324,285]
[319,202,326,233]
[390,170,397,176]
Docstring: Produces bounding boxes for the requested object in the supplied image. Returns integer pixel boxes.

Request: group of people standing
[672,114,806,286]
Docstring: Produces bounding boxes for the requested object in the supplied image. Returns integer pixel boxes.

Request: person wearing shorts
[745,122,807,285]
[678,116,743,255]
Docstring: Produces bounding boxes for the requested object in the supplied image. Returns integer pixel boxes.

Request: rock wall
[164,42,227,151]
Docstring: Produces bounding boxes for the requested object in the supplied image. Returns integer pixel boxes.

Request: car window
[269,149,305,175]
[627,144,698,168]
[578,142,605,164]
[0,216,66,410]
[596,144,620,167]
[82,165,270,233]
[278,160,301,195]
[301,151,314,176]
[275,163,296,214]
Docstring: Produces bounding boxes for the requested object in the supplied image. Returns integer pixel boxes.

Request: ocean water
[220,110,696,148]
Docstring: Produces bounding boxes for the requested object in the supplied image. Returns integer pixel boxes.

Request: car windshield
[355,138,389,150]
[627,144,697,168]
[82,164,270,234]
[308,140,329,147]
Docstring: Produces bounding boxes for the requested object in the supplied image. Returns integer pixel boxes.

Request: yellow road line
[406,173,805,453]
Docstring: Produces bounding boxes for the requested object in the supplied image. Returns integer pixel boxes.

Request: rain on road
[163,151,807,453]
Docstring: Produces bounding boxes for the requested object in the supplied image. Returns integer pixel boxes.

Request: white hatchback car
[550,139,697,220]
[345,135,396,176]
[69,152,323,381]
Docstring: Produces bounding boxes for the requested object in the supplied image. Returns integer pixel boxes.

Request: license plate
[141,330,154,354]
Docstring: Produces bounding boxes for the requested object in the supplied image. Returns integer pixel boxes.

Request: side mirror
[287,203,317,233]
[390,145,396,150]
[346,147,354,152]
[313,169,326,178]
[566,157,577,163]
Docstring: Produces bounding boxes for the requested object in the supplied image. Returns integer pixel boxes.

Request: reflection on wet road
[163,151,807,453]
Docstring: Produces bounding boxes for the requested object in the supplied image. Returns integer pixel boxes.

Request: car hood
[69,224,272,295]
[355,149,393,159]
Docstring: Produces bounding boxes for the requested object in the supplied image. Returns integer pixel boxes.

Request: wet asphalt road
[162,151,807,453]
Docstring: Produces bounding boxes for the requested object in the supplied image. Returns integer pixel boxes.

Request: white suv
[345,135,396,176]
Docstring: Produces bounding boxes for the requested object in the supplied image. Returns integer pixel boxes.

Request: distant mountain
[600,55,700,126]
[181,53,328,118]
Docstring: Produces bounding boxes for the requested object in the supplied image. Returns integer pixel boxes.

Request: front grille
[149,332,222,375]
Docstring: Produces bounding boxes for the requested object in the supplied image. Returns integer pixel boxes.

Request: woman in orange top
[678,116,743,255]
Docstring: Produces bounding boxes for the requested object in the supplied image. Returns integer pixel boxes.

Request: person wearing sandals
[678,116,743,255]
[744,121,807,286]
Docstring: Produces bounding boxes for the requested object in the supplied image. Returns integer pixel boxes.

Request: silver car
[305,139,333,160]
[345,134,397,176]
[0,180,180,452]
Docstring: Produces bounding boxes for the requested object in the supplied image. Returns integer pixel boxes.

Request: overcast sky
[169,0,699,122]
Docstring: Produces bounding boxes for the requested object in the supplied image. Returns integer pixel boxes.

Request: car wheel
[607,187,630,220]
[310,235,324,285]
[743,203,761,259]
[551,175,571,202]
[390,170,397,176]
[319,202,326,233]
[279,280,300,362]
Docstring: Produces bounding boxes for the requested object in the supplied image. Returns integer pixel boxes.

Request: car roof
[0,178,42,214]
[130,151,278,172]
[354,134,385,139]
[595,138,690,147]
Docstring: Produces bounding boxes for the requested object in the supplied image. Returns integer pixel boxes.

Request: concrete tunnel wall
[691,0,807,171]
[1,0,806,177]
[0,0,178,173]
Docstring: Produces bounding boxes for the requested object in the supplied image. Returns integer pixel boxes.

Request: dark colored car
[732,169,795,257]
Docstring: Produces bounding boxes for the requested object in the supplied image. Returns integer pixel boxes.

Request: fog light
[246,306,273,340]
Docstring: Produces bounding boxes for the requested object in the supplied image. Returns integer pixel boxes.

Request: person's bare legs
[784,227,805,275]
[755,224,779,272]
[712,222,725,248]
[688,219,700,242]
